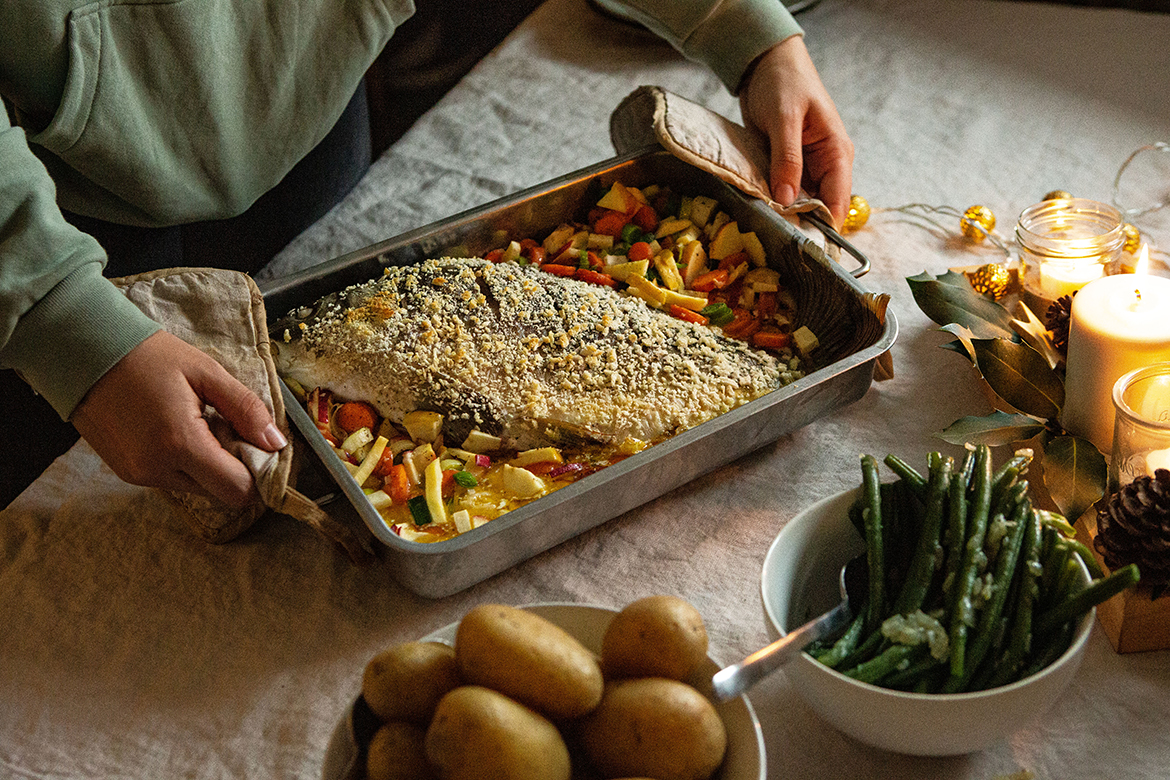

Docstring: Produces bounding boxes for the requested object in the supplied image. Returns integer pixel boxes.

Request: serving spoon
[710,555,867,702]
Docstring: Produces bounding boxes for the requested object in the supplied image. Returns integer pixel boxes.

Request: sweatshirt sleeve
[592,0,803,93]
[0,104,160,419]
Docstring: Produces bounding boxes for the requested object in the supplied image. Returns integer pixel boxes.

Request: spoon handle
[710,600,854,702]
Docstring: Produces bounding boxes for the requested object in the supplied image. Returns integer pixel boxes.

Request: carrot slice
[575,268,618,287]
[336,401,378,434]
[540,263,578,277]
[627,241,653,262]
[752,330,792,350]
[668,305,708,325]
[691,268,730,292]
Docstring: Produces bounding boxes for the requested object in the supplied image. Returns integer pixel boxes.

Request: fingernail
[777,185,797,206]
[264,423,288,450]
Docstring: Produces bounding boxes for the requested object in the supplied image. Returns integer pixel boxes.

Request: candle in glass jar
[1062,259,1170,453]
[1039,259,1105,299]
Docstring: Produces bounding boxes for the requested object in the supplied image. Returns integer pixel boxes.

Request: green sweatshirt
[0,0,799,420]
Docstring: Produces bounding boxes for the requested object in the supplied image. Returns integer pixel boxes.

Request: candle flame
[1135,243,1150,276]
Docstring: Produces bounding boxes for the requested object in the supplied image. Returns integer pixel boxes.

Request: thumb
[191,360,288,452]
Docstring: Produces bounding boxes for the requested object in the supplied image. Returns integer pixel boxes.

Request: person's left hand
[739,35,854,229]
[72,330,286,507]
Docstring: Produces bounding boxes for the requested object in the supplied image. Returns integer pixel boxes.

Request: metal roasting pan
[259,148,898,598]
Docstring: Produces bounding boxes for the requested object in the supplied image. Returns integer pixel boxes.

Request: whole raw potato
[362,641,462,724]
[580,677,727,780]
[424,685,571,780]
[455,604,604,719]
[365,721,436,780]
[600,595,709,680]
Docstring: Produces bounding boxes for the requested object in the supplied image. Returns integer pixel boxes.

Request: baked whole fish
[271,257,791,451]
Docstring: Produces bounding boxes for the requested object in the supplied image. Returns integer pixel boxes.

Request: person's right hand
[72,330,287,507]
[738,35,855,229]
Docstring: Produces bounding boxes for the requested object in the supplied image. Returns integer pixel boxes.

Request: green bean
[893,453,952,615]
[843,643,928,685]
[813,612,865,669]
[1056,537,1106,579]
[861,454,886,636]
[883,453,928,496]
[1037,509,1077,538]
[942,498,1030,692]
[989,450,1033,508]
[1034,563,1141,637]
[1037,531,1072,613]
[987,505,1043,688]
[882,653,944,690]
[947,444,994,679]
[1021,620,1075,678]
[941,450,975,613]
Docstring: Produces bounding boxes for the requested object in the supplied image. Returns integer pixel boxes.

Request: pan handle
[802,212,871,278]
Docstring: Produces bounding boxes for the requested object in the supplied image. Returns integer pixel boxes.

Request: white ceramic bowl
[323,603,766,779]
[760,488,1094,756]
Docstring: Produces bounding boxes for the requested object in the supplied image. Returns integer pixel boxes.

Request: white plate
[322,603,766,779]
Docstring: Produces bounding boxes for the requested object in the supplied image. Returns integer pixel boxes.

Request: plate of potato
[323,598,766,780]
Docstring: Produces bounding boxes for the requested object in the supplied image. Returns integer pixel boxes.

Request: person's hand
[72,330,287,507]
[739,35,854,228]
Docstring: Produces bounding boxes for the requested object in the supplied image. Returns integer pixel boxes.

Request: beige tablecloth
[4,1,1170,778]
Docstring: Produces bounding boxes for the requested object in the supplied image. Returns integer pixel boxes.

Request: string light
[840,142,1170,276]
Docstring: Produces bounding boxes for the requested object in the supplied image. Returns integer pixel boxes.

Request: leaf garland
[908,270,1106,519]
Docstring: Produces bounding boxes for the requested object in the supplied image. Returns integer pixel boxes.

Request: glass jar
[1110,362,1170,492]
[1016,198,1124,307]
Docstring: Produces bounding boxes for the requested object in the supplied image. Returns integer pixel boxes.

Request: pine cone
[1095,469,1170,597]
[1046,293,1074,353]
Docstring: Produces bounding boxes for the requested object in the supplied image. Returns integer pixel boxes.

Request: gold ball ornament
[1121,223,1141,254]
[969,262,1011,300]
[1043,190,1073,201]
[960,205,996,243]
[842,194,870,233]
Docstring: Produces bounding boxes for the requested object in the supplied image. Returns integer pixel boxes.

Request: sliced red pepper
[717,250,751,271]
[668,305,708,325]
[373,446,397,477]
[592,209,629,238]
[631,204,659,232]
[721,308,761,340]
[540,263,578,277]
[523,244,547,265]
[522,460,562,476]
[691,268,730,292]
[440,469,458,498]
[755,290,778,319]
[575,268,618,287]
[627,241,653,263]
[484,248,506,263]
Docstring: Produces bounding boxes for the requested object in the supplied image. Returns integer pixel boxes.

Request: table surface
[5,1,1170,778]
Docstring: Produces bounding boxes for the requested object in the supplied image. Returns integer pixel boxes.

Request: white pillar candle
[1061,270,1170,453]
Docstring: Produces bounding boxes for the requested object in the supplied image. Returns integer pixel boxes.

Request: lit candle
[1061,247,1170,453]
[1147,448,1170,476]
[1040,260,1105,299]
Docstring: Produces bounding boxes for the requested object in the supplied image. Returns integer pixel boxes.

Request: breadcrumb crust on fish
[273,257,785,450]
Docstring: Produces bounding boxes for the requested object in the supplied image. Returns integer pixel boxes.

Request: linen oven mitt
[609,85,836,229]
[608,85,895,381]
[114,267,374,564]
